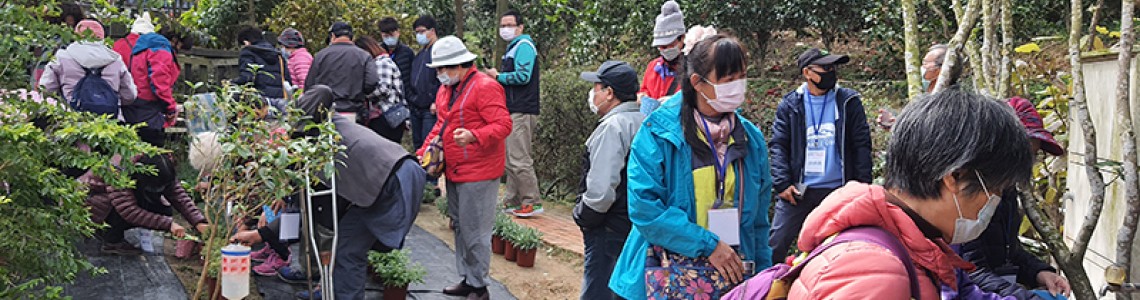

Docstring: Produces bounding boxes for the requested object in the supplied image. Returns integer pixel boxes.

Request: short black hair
[413,15,437,30]
[442,61,475,69]
[502,10,523,26]
[59,2,85,25]
[378,17,400,33]
[236,25,264,45]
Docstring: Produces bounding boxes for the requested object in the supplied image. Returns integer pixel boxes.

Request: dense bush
[533,67,595,202]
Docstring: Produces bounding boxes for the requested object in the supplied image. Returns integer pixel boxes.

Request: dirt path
[414,204,584,300]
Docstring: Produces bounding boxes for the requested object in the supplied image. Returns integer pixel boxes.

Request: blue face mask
[383,36,399,46]
[416,33,430,46]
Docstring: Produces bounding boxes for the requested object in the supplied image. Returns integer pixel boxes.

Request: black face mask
[812,70,838,90]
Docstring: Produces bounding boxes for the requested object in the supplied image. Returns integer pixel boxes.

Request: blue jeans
[410,108,438,152]
[581,226,626,300]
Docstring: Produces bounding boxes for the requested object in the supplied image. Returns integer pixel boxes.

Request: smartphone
[793,182,806,202]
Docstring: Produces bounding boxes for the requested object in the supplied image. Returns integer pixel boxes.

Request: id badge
[707,208,740,246]
[805,149,826,174]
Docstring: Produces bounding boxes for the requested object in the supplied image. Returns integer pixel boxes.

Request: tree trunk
[1086,0,1107,51]
[1114,0,1140,299]
[981,0,997,95]
[492,0,508,69]
[901,0,923,99]
[1021,189,1097,300]
[997,0,1013,98]
[932,0,982,93]
[925,0,952,38]
[453,0,465,38]
[967,34,987,91]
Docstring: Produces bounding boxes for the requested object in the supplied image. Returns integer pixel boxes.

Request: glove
[573,199,607,230]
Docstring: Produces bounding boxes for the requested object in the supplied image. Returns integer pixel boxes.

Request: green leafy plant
[367,250,426,287]
[508,226,543,250]
[492,212,512,237]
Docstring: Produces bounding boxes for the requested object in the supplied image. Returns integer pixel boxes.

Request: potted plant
[513,227,543,268]
[368,250,427,299]
[503,222,522,261]
[491,213,511,255]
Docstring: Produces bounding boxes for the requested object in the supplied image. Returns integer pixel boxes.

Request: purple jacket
[39,41,137,117]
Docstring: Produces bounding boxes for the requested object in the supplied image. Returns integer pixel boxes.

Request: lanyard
[806,91,832,135]
[699,116,733,209]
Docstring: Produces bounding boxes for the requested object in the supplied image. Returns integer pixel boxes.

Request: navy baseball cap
[580,61,640,101]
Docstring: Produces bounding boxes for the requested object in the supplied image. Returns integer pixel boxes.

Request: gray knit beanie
[653,1,686,47]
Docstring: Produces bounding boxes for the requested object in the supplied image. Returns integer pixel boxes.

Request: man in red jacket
[113,12,181,146]
[416,36,511,300]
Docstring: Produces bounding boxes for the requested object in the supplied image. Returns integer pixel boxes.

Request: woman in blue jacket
[608,34,774,299]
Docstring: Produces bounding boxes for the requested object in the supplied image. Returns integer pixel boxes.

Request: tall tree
[902,0,923,98]
[998,0,1013,98]
[932,0,982,93]
[453,0,465,38]
[493,0,508,68]
[1113,0,1140,298]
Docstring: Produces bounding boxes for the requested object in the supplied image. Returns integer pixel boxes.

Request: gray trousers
[504,113,541,207]
[446,179,498,288]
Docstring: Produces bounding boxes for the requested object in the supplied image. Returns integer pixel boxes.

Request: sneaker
[101,241,144,256]
[253,252,288,276]
[250,246,273,263]
[278,266,318,284]
[501,204,520,214]
[509,204,544,217]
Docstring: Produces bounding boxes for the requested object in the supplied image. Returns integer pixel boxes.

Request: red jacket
[638,57,679,100]
[417,68,512,183]
[788,182,975,300]
[115,33,180,116]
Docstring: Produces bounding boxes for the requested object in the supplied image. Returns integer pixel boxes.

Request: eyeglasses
[500,24,518,28]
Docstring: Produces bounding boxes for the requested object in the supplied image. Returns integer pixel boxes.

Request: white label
[279,213,300,240]
[708,208,740,246]
[805,149,827,174]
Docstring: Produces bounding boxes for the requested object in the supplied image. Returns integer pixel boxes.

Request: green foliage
[265,0,415,52]
[533,67,595,202]
[188,79,342,296]
[492,212,513,236]
[0,4,78,88]
[367,249,426,287]
[180,0,283,49]
[507,225,542,250]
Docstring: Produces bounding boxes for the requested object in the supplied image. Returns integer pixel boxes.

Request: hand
[229,230,262,245]
[195,223,210,235]
[170,223,186,238]
[271,199,287,213]
[709,241,745,284]
[1037,271,1070,297]
[484,68,499,78]
[165,110,179,126]
[430,103,437,115]
[453,128,476,147]
[636,93,648,103]
[779,186,799,205]
[876,108,896,130]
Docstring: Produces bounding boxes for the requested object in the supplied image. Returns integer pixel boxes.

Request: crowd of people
[34,1,1078,300]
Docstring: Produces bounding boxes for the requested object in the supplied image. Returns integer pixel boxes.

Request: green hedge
[534,67,595,202]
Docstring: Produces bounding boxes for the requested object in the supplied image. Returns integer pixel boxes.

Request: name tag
[279,213,301,241]
[805,149,826,174]
[708,208,740,246]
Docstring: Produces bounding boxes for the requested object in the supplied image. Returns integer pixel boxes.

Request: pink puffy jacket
[787,182,975,300]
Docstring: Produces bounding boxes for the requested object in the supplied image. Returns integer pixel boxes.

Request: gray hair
[884,88,1032,199]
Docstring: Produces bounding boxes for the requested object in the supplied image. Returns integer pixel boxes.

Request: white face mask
[499,27,517,41]
[437,71,457,86]
[587,88,599,114]
[383,36,399,46]
[950,171,1002,244]
[697,78,748,113]
[416,33,430,46]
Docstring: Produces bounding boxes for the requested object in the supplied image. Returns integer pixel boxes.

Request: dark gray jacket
[322,115,414,207]
[305,42,380,112]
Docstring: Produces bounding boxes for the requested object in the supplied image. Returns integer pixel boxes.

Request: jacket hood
[509,34,535,47]
[245,41,282,62]
[61,42,121,68]
[132,33,173,55]
[798,182,974,287]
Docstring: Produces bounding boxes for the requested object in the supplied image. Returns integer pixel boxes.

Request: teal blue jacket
[608,93,775,299]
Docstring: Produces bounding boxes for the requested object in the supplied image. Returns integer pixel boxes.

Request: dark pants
[367,117,406,145]
[410,108,437,152]
[103,196,172,243]
[121,100,168,147]
[580,226,627,300]
[768,187,836,264]
[333,161,426,300]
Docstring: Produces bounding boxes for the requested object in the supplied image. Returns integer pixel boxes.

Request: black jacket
[407,45,439,110]
[233,41,291,98]
[384,42,414,100]
[961,188,1056,296]
[770,85,873,193]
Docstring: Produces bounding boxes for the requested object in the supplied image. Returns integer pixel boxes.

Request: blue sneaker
[277,266,318,284]
[294,288,320,299]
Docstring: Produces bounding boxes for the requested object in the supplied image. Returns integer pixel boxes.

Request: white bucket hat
[426,35,478,68]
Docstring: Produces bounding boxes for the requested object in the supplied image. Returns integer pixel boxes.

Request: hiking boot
[509,204,544,217]
[253,252,288,276]
[250,245,273,263]
[443,281,476,296]
[278,266,318,284]
[101,241,144,256]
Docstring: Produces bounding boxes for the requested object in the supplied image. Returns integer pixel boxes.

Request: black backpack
[68,66,119,115]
